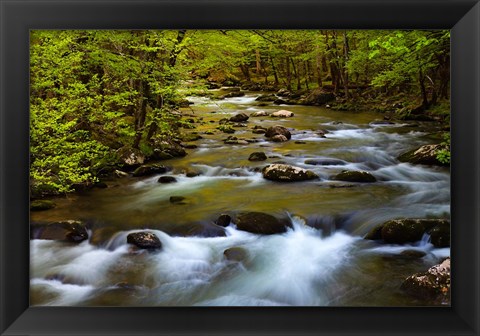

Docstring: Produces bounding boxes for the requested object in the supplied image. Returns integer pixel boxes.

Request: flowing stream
[30,91,450,306]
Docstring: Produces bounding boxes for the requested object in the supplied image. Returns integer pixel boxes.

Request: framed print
[1,0,479,335]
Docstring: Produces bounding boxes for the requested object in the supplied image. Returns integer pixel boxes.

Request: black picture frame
[1,0,479,335]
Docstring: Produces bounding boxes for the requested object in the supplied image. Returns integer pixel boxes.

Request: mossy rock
[30,200,56,211]
[397,144,448,166]
[132,164,170,177]
[262,164,318,182]
[217,125,236,134]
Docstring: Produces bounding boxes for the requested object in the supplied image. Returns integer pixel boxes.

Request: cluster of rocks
[401,258,451,305]
[31,220,89,243]
[365,218,450,247]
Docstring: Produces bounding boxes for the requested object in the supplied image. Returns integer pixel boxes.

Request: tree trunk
[285,57,292,90]
[169,30,187,68]
[290,57,302,91]
[316,55,323,88]
[270,56,279,86]
[343,31,350,99]
[133,81,149,149]
[419,70,429,108]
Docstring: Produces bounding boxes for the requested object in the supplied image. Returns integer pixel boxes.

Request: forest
[30,30,450,195]
[30,30,451,307]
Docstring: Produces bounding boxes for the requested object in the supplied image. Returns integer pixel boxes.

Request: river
[30,91,450,306]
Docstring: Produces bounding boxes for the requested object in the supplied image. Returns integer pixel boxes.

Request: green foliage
[30,30,187,194]
[217,125,235,134]
[30,29,450,195]
[436,133,451,165]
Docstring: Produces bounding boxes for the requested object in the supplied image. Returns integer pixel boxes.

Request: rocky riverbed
[30,89,451,306]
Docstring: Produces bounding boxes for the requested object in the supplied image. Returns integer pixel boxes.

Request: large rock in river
[271,110,294,118]
[250,111,270,117]
[262,164,318,182]
[31,220,89,243]
[397,144,448,166]
[30,200,56,211]
[127,231,162,250]
[365,218,450,245]
[132,164,171,177]
[271,135,288,142]
[305,158,346,166]
[265,125,291,140]
[248,152,267,161]
[235,212,290,235]
[332,170,376,183]
[151,139,187,160]
[401,258,450,305]
[229,113,249,122]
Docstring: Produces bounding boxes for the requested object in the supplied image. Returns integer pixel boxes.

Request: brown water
[30,91,450,306]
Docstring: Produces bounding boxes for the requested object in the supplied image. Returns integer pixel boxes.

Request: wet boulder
[127,231,162,250]
[397,144,448,166]
[265,125,291,140]
[429,222,450,247]
[31,220,88,243]
[262,164,318,182]
[222,91,245,98]
[382,219,428,244]
[271,135,289,142]
[271,110,294,118]
[367,218,450,245]
[235,212,290,235]
[116,147,145,167]
[168,221,226,237]
[229,113,249,122]
[132,164,171,177]
[30,200,56,211]
[248,152,267,161]
[332,170,376,183]
[255,94,277,102]
[170,196,187,204]
[401,258,450,305]
[151,139,187,160]
[216,214,232,227]
[158,176,177,184]
[224,136,249,145]
[250,111,270,117]
[223,247,248,262]
[370,120,396,126]
[304,158,346,166]
[277,88,290,97]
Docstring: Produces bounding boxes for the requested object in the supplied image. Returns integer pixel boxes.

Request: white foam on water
[30,278,95,306]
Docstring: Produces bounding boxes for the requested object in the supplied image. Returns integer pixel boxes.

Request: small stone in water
[170,196,186,204]
[127,231,162,250]
[216,214,232,227]
[158,176,177,184]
